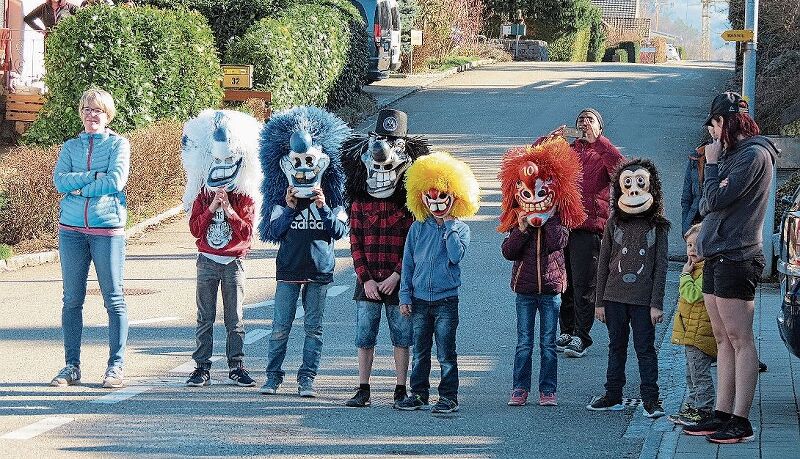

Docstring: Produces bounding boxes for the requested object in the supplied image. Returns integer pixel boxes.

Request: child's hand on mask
[595,306,605,323]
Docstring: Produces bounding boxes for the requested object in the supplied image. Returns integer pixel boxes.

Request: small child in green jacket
[669,224,716,426]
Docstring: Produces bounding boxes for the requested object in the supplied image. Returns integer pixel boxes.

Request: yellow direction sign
[221,65,253,89]
[721,29,754,42]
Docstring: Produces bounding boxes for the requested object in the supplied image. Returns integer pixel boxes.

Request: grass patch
[426,55,475,72]
[0,243,13,260]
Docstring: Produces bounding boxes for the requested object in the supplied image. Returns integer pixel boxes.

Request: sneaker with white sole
[564,336,587,358]
[186,368,211,387]
[298,378,317,397]
[643,400,665,418]
[586,394,624,411]
[102,366,124,389]
[507,388,529,406]
[260,378,281,395]
[431,397,459,414]
[539,392,557,406]
[50,365,81,387]
[228,366,256,387]
[555,333,572,352]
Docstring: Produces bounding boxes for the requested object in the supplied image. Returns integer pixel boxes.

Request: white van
[349,0,401,82]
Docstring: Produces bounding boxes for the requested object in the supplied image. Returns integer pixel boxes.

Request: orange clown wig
[497,137,586,232]
[405,151,481,222]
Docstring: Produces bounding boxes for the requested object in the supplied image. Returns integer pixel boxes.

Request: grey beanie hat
[577,108,604,130]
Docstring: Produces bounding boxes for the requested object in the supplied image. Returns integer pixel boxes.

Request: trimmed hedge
[549,28,590,62]
[24,5,222,147]
[676,45,686,59]
[526,0,605,62]
[225,1,366,111]
[618,40,641,63]
[587,16,606,62]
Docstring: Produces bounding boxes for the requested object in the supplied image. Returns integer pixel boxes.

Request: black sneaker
[393,386,407,404]
[586,394,624,411]
[186,368,211,387]
[556,333,572,352]
[431,397,459,414]
[643,400,665,418]
[228,366,256,387]
[707,416,754,444]
[394,394,429,411]
[345,387,371,407]
[683,410,731,436]
[564,337,587,358]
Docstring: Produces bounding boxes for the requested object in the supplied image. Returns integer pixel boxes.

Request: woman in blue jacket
[51,88,130,389]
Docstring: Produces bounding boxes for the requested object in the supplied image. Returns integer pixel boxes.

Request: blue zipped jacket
[399,216,470,305]
[53,131,130,229]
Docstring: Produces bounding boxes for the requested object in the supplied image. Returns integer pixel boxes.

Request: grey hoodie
[698,136,778,260]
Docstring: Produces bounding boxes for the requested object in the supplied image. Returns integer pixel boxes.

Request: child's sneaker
[586,394,624,411]
[643,400,665,418]
[394,394,429,411]
[228,366,256,387]
[186,368,211,387]
[260,378,281,395]
[564,337,587,358]
[298,377,317,397]
[555,333,572,352]
[539,392,557,406]
[706,416,754,444]
[507,389,529,406]
[102,366,124,389]
[431,397,459,414]
[683,410,731,436]
[345,387,371,407]
[669,406,699,425]
[393,385,407,405]
[50,365,81,387]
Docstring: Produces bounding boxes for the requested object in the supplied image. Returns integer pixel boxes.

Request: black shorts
[702,255,764,301]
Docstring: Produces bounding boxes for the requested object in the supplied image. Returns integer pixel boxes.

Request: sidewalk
[651,285,800,459]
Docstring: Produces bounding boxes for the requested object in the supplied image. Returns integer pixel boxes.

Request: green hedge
[548,27,590,62]
[225,1,365,110]
[527,0,605,62]
[587,16,606,62]
[618,40,641,63]
[614,48,628,63]
[676,45,686,59]
[24,5,222,147]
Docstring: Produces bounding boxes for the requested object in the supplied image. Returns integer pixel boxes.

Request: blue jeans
[354,300,413,348]
[58,230,128,368]
[604,301,659,402]
[410,296,459,401]
[266,281,328,382]
[513,293,560,394]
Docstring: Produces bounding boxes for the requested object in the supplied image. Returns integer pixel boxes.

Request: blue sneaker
[394,394,429,411]
[298,378,317,397]
[260,378,281,395]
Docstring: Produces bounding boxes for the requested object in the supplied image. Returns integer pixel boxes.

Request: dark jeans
[192,255,245,369]
[560,229,600,348]
[513,293,560,394]
[604,301,659,402]
[410,296,459,401]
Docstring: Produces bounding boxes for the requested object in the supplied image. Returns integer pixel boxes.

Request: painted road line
[244,328,271,345]
[533,80,565,89]
[169,356,223,374]
[327,285,349,297]
[0,406,50,411]
[244,299,274,310]
[566,80,591,88]
[91,386,153,405]
[1,416,74,440]
[91,316,180,327]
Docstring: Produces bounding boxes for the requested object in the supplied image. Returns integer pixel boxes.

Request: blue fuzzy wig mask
[259,106,350,242]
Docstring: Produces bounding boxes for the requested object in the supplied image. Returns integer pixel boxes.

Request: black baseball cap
[705,92,748,126]
[372,109,408,138]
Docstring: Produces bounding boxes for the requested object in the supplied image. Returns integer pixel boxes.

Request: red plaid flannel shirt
[349,199,413,284]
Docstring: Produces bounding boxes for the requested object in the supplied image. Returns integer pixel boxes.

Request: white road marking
[566,80,591,87]
[91,316,180,327]
[243,299,274,310]
[1,416,74,440]
[532,80,565,89]
[0,406,50,411]
[244,328,271,345]
[327,285,349,297]
[91,386,153,405]
[169,356,223,374]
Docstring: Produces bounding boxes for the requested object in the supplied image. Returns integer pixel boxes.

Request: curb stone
[0,205,183,273]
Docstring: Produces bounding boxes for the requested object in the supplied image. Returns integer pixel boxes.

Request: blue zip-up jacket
[267,199,349,283]
[53,131,130,229]
[399,216,470,305]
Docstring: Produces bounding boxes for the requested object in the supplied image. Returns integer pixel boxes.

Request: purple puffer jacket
[501,215,569,295]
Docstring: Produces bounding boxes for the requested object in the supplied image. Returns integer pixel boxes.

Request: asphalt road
[0,60,732,458]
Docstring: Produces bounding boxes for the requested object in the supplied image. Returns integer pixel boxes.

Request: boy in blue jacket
[394,152,480,414]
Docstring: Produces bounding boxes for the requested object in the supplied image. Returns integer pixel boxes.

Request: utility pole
[701,0,711,60]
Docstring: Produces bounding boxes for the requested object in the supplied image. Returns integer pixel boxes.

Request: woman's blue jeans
[59,230,128,369]
[513,293,560,394]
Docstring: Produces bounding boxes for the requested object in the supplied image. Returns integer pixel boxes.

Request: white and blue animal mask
[280,130,330,198]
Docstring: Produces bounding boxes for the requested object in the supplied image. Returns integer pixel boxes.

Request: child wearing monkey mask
[588,158,669,419]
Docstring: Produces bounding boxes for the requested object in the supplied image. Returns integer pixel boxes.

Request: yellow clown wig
[405,151,481,221]
[497,137,586,232]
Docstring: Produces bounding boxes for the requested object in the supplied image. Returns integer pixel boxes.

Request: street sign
[221,65,253,89]
[510,23,526,36]
[410,29,422,46]
[501,24,512,37]
[721,29,754,42]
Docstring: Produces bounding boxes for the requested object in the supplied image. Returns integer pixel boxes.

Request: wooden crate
[5,93,44,122]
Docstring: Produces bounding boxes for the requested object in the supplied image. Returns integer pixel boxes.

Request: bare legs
[358,347,410,385]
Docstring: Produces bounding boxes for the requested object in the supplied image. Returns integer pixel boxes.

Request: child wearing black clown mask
[588,158,670,418]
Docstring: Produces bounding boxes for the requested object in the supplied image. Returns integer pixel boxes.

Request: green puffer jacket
[671,261,717,357]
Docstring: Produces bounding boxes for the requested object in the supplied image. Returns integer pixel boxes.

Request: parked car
[349,0,401,82]
[777,185,800,359]
[666,44,681,61]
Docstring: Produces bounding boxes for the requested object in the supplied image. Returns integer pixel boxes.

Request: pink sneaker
[507,389,528,406]
[539,392,557,406]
